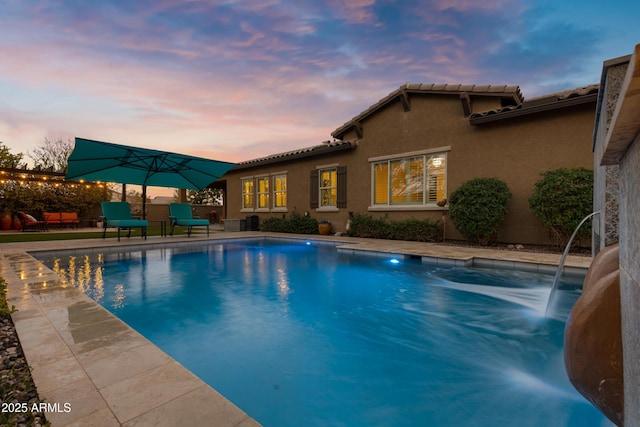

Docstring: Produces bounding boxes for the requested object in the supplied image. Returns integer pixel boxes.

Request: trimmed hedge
[448,177,512,245]
[260,212,319,234]
[347,213,442,242]
[529,167,593,248]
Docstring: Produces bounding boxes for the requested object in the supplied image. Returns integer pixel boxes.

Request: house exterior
[220,82,598,245]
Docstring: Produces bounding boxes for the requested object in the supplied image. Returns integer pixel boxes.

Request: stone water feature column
[590,42,640,426]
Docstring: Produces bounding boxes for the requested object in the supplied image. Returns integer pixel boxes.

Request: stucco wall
[224,92,595,245]
[619,132,640,424]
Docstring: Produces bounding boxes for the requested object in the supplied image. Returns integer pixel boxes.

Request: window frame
[241,177,255,212]
[255,175,270,211]
[318,167,337,209]
[241,172,288,213]
[369,148,449,211]
[272,173,288,212]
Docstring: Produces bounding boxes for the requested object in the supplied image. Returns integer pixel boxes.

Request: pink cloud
[430,0,516,13]
[325,0,377,24]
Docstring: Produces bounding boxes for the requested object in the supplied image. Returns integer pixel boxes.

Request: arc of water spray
[544,211,600,317]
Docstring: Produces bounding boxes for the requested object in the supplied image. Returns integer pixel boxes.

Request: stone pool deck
[0,231,592,426]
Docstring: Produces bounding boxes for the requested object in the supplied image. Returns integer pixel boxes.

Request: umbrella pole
[142,185,147,220]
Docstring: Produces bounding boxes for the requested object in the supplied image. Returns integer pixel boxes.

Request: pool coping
[0,232,592,426]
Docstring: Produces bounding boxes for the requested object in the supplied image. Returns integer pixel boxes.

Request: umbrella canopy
[67,138,235,190]
[66,138,236,218]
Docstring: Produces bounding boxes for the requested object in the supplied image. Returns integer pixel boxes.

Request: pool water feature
[39,240,610,427]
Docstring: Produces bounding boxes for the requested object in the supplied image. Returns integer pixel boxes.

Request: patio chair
[100,202,148,241]
[17,211,47,232]
[169,203,209,237]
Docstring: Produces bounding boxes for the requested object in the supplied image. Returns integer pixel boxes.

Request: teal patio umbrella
[66,137,236,218]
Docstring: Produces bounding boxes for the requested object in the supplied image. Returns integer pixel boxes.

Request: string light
[0,167,106,188]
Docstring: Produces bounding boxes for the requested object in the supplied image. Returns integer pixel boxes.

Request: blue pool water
[40,239,611,427]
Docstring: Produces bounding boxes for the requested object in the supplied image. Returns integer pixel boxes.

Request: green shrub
[347,214,388,238]
[529,167,593,248]
[0,277,16,317]
[448,177,512,245]
[347,213,442,242]
[260,212,319,234]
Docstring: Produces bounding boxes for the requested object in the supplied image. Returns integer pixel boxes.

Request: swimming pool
[39,239,610,426]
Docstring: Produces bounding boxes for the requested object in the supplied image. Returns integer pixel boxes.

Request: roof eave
[230,141,357,171]
[469,93,598,125]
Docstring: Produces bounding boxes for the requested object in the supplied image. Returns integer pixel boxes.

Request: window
[372,153,446,207]
[391,156,424,204]
[241,173,287,211]
[257,176,270,209]
[310,166,347,209]
[242,178,254,209]
[319,168,337,207]
[273,174,287,209]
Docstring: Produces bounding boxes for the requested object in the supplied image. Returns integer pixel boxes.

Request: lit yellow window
[373,163,388,204]
[273,174,287,208]
[390,157,423,204]
[319,168,337,207]
[242,178,254,209]
[371,153,446,206]
[427,155,446,204]
[257,176,269,209]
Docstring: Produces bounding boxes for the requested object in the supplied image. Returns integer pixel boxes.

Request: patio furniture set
[16,202,209,240]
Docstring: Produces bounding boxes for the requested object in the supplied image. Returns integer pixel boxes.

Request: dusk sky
[1,1,639,182]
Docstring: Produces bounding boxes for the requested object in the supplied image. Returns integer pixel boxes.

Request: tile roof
[469,84,600,124]
[232,140,358,170]
[332,83,524,139]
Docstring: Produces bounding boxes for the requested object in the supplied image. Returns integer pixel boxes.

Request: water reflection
[113,284,125,309]
[50,253,106,303]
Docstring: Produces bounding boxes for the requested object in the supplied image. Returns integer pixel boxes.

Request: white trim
[368,146,451,163]
[255,208,270,213]
[318,167,338,209]
[241,177,255,211]
[239,175,254,180]
[368,205,446,212]
[271,173,287,210]
[270,170,287,176]
[255,176,270,210]
[316,163,340,169]
[316,207,339,212]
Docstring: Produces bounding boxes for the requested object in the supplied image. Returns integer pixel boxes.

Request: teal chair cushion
[109,219,149,227]
[174,218,209,226]
[100,202,148,241]
[169,203,193,219]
